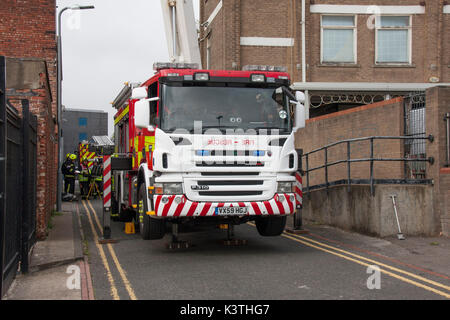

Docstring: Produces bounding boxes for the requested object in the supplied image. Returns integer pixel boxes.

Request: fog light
[278,195,285,202]
[290,195,295,202]
[277,182,293,193]
[161,196,169,204]
[174,196,182,204]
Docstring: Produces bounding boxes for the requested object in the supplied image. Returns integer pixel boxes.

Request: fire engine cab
[111,62,306,241]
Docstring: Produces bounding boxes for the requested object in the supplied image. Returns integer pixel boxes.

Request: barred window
[376,16,411,63]
[321,15,356,63]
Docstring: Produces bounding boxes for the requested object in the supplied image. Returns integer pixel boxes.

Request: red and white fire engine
[109,0,306,242]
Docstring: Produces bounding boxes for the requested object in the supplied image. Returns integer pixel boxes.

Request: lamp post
[57,5,94,211]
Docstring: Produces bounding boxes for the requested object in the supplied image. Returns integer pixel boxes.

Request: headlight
[277,182,293,193]
[155,183,183,195]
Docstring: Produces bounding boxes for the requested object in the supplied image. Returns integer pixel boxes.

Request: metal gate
[403,92,427,179]
[0,57,38,298]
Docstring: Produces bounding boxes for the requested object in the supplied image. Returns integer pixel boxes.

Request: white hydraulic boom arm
[160,0,202,67]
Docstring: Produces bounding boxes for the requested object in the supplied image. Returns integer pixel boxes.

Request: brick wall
[294,98,405,187]
[0,0,57,112]
[5,59,57,239]
[1,0,57,239]
[200,0,449,84]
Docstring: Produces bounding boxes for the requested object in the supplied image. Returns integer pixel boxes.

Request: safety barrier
[300,135,434,197]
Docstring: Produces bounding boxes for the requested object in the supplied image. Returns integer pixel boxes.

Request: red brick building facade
[199,0,450,116]
[200,1,450,236]
[0,0,57,239]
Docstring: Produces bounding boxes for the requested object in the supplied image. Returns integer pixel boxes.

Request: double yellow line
[249,222,450,299]
[81,200,137,300]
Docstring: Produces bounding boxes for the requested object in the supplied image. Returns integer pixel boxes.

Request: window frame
[78,117,87,127]
[320,14,357,64]
[78,132,88,142]
[375,15,412,65]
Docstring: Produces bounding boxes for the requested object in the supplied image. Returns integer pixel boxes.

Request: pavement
[3,201,93,300]
[3,198,450,300]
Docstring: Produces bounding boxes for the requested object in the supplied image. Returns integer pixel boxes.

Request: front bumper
[152,193,297,217]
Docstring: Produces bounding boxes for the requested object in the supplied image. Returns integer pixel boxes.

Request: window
[321,15,356,63]
[79,132,87,142]
[78,117,87,127]
[376,16,411,64]
[148,82,158,126]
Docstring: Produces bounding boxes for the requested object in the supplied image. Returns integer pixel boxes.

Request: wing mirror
[131,87,148,100]
[134,97,159,132]
[291,91,306,132]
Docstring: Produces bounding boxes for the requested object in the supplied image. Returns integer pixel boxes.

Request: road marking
[281,233,450,299]
[87,200,138,300]
[247,223,450,299]
[289,232,450,292]
[307,232,450,281]
[81,200,120,300]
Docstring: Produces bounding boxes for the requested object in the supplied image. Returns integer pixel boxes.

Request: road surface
[76,199,450,301]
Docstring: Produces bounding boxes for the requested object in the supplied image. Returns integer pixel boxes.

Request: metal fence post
[0,56,6,297]
[305,154,310,199]
[21,100,30,273]
[445,113,450,167]
[347,141,351,193]
[324,147,328,193]
[370,138,374,196]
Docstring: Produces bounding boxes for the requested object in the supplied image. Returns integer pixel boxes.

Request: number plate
[215,207,248,215]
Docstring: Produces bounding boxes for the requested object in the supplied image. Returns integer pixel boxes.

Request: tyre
[137,184,165,240]
[255,216,287,236]
[293,209,303,229]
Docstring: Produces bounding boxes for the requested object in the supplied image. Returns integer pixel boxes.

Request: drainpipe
[301,0,310,119]
[301,0,306,83]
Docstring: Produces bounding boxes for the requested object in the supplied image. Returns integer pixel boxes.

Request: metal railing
[445,113,450,167]
[300,135,434,197]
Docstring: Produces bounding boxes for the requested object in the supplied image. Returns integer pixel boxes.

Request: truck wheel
[137,184,165,240]
[255,216,287,236]
[294,209,303,229]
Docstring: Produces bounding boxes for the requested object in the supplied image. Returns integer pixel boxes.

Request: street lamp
[57,5,94,211]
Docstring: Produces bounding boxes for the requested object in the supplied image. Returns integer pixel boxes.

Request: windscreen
[160,84,290,133]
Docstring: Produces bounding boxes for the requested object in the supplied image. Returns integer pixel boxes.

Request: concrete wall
[303,184,436,237]
[294,97,405,187]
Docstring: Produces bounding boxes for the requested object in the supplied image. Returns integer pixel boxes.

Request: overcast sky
[57,0,200,136]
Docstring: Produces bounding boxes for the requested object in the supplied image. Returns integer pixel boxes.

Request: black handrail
[301,135,434,196]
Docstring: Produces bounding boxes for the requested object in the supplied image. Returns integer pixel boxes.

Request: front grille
[196,162,264,167]
[198,191,263,196]
[198,180,263,186]
[200,172,260,176]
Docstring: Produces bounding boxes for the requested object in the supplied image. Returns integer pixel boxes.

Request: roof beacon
[242,65,287,72]
[153,62,199,71]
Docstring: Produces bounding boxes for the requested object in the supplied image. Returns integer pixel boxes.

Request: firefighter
[78,157,90,198]
[93,158,103,196]
[61,153,77,201]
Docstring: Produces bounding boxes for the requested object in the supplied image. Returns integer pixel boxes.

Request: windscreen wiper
[188,125,238,133]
